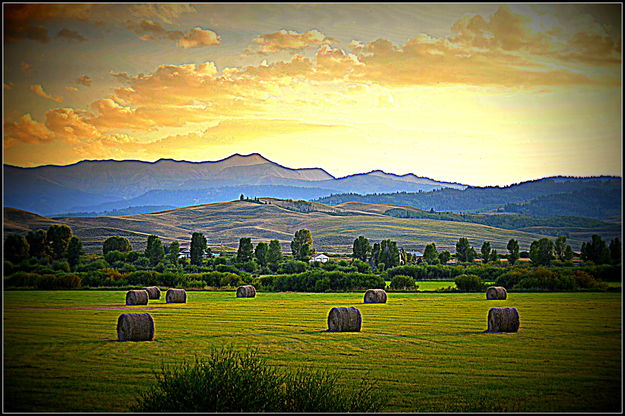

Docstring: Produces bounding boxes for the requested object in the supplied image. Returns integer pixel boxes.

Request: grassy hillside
[4,198,614,254]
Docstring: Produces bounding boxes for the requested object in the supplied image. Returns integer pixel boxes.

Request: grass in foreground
[3,290,622,412]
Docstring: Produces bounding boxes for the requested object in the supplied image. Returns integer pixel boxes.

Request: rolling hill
[4,198,619,255]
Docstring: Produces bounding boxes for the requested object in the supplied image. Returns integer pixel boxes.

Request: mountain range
[4,153,466,216]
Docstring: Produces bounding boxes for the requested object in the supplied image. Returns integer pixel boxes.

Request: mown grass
[3,290,621,412]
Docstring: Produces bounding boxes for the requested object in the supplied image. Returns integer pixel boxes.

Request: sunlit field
[3,290,621,412]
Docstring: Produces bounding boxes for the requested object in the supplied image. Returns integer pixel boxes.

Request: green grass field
[3,290,621,412]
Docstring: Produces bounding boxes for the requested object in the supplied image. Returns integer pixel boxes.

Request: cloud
[4,4,92,43]
[57,28,86,42]
[127,19,220,48]
[245,29,334,54]
[4,114,55,144]
[128,4,196,25]
[44,108,101,143]
[177,27,221,48]
[30,84,63,103]
[76,75,93,86]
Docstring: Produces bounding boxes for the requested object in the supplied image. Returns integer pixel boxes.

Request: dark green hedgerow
[132,347,386,413]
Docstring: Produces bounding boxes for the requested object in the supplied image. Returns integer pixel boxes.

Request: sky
[3,3,622,186]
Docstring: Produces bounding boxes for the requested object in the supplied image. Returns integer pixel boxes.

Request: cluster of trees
[4,224,83,269]
[4,220,621,292]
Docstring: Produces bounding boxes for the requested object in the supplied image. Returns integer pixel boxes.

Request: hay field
[3,290,621,412]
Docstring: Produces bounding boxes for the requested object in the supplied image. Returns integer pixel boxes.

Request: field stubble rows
[3,290,622,412]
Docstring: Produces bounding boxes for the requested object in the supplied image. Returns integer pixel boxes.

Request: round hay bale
[486,286,507,300]
[125,289,149,305]
[363,289,387,303]
[117,313,154,341]
[327,306,362,332]
[166,288,187,303]
[236,285,256,298]
[142,286,161,300]
[487,307,520,333]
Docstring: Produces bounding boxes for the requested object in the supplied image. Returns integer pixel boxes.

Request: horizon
[4,151,622,189]
[3,3,622,186]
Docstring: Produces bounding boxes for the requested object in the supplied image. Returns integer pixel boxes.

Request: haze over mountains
[4,153,466,216]
[4,153,621,224]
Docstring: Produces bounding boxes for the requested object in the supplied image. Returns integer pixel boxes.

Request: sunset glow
[3,3,622,186]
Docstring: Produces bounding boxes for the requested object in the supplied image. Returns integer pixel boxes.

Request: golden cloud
[246,29,334,54]
[30,84,63,103]
[4,114,55,144]
[126,19,220,48]
[177,27,221,48]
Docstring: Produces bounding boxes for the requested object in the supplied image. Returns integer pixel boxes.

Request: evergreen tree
[4,234,30,264]
[378,240,400,268]
[580,234,610,264]
[291,229,313,261]
[267,239,282,270]
[352,236,371,262]
[255,242,269,267]
[609,237,621,264]
[237,237,254,263]
[455,238,476,263]
[439,250,451,265]
[423,243,439,264]
[507,238,520,265]
[480,241,491,263]
[47,224,73,260]
[190,232,207,266]
[145,235,165,266]
[168,241,180,265]
[66,236,83,269]
[26,229,48,259]
[529,238,554,266]
[554,235,573,261]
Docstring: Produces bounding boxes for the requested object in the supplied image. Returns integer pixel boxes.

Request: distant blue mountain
[315,176,622,220]
[4,153,467,216]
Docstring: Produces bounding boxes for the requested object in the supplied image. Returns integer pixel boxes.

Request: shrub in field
[77,259,109,272]
[37,273,82,289]
[104,250,127,265]
[215,264,241,274]
[5,272,41,288]
[52,260,70,272]
[132,347,386,412]
[258,275,277,290]
[277,260,309,274]
[389,274,417,290]
[454,274,484,292]
[126,270,160,286]
[351,259,372,274]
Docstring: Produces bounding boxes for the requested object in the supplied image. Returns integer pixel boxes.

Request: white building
[310,253,330,263]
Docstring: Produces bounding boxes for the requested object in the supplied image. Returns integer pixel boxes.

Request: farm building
[310,253,330,263]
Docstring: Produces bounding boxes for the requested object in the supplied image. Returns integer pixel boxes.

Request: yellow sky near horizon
[3,3,622,186]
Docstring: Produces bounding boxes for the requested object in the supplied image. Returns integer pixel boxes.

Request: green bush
[5,272,41,288]
[37,273,82,289]
[104,250,127,265]
[277,260,308,274]
[389,274,417,290]
[454,274,484,292]
[132,347,386,412]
